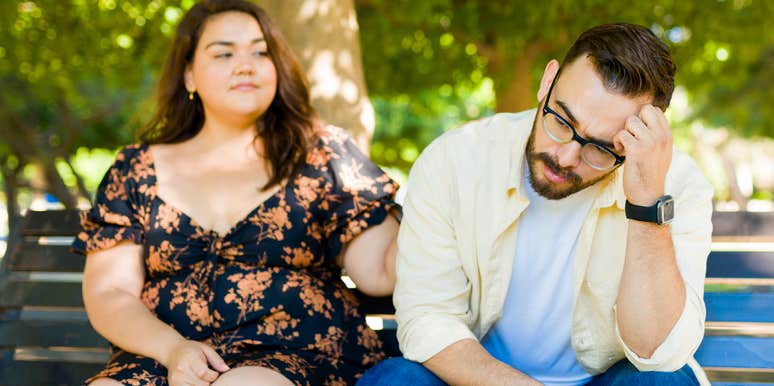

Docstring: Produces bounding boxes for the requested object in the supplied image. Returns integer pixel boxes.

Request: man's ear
[536,59,560,103]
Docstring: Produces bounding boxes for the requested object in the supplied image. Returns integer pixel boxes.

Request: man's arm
[424,339,541,386]
[614,105,712,366]
[616,221,685,357]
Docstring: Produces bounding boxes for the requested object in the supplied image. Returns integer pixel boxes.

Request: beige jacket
[394,110,713,384]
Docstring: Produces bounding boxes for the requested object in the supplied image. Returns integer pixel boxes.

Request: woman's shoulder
[314,124,354,147]
[305,125,361,168]
[109,143,153,178]
[115,143,147,159]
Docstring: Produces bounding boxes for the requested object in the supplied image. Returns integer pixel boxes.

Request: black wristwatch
[625,195,674,225]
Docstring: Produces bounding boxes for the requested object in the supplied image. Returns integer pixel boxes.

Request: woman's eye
[253,50,269,57]
[214,52,232,59]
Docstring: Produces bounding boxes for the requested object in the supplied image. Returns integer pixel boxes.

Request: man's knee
[358,357,446,386]
[591,360,699,386]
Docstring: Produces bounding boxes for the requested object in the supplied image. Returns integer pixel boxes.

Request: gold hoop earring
[188,91,194,100]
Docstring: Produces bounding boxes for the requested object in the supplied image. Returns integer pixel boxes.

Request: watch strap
[625,200,659,223]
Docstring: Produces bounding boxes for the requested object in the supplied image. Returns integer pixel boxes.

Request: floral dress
[72,126,399,386]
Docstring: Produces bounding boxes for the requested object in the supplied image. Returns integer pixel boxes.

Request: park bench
[695,211,774,385]
[0,209,772,385]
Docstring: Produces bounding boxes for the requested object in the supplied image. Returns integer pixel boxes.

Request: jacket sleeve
[394,137,477,363]
[615,150,715,371]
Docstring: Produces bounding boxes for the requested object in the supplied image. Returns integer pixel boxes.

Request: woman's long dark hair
[138,0,318,190]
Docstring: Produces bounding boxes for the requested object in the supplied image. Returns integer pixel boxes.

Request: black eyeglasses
[541,71,625,171]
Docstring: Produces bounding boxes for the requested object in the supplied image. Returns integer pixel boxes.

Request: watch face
[658,197,675,224]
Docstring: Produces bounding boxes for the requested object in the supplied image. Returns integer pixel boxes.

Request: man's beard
[525,120,611,200]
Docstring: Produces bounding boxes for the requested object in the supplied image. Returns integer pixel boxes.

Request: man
[359,24,713,385]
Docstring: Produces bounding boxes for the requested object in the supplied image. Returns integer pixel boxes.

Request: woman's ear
[184,64,195,93]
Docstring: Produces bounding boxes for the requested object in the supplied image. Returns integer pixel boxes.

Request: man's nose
[556,141,582,169]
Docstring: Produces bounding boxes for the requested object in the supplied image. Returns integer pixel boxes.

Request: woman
[73,1,399,385]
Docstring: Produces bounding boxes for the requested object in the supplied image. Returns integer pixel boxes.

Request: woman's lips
[231,83,258,91]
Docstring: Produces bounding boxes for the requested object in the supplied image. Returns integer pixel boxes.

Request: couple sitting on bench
[74,1,713,385]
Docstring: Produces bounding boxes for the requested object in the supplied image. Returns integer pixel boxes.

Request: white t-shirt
[482,168,596,385]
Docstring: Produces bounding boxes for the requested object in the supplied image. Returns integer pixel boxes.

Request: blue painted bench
[695,211,774,385]
[0,210,772,384]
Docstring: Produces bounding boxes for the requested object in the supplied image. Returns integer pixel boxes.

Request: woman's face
[185,11,278,125]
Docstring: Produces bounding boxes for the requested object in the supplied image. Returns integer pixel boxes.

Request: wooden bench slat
[705,293,774,323]
[6,243,85,272]
[21,210,82,237]
[712,211,774,238]
[712,383,774,386]
[0,349,103,386]
[707,251,774,279]
[0,311,106,348]
[695,336,774,368]
[20,210,774,237]
[0,280,83,308]
[0,280,396,318]
[704,367,774,383]
[13,347,109,364]
[706,322,774,338]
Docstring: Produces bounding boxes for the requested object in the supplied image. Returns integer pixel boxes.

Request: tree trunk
[38,157,77,209]
[1,156,21,250]
[494,55,538,113]
[65,155,91,202]
[259,0,375,151]
[721,149,749,209]
[486,41,552,113]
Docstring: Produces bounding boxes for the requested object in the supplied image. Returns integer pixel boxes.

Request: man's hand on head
[615,104,673,206]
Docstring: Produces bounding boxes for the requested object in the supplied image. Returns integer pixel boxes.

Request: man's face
[527,57,650,199]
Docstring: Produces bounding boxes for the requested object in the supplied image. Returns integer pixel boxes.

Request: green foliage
[0,0,771,203]
[357,0,774,164]
[69,147,121,194]
[370,79,495,171]
[0,0,195,209]
[0,0,191,150]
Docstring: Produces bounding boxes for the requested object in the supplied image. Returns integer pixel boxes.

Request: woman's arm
[337,214,400,297]
[83,240,229,385]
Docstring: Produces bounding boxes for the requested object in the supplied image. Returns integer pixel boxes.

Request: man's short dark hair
[561,23,676,110]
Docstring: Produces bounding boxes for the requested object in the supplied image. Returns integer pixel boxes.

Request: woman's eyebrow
[205,37,266,49]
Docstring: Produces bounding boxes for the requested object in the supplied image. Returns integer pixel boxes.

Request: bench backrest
[0,209,772,385]
[696,211,774,384]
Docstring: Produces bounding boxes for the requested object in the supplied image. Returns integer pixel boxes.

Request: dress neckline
[142,144,286,239]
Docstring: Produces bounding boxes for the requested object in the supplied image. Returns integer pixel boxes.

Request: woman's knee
[211,366,294,386]
[87,378,123,386]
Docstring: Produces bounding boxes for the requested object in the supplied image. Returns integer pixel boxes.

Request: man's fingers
[624,115,650,139]
[201,344,230,373]
[638,104,672,142]
[615,129,636,152]
[638,104,661,128]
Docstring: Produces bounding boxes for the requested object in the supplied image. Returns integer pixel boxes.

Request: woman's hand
[165,340,230,386]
